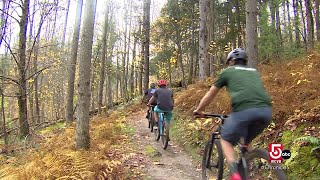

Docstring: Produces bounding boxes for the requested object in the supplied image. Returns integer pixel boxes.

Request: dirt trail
[128,111,201,180]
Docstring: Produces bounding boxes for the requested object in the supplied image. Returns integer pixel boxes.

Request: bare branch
[1,37,19,67]
[0,8,19,23]
[25,65,51,81]
[0,75,20,85]
[26,3,56,71]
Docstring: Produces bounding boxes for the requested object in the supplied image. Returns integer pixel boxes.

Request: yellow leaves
[188,118,212,130]
[203,118,212,126]
[296,79,311,85]
[27,78,34,84]
[290,72,302,76]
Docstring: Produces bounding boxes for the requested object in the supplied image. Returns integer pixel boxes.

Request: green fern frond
[294,136,320,145]
[311,146,320,153]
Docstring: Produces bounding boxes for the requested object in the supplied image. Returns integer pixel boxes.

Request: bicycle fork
[239,146,249,180]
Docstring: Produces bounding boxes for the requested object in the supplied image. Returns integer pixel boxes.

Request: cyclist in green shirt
[194,48,272,180]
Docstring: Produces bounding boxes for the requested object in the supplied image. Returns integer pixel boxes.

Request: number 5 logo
[268,143,283,163]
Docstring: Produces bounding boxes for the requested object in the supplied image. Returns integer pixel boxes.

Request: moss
[145,145,156,156]
[282,124,320,179]
[120,125,136,136]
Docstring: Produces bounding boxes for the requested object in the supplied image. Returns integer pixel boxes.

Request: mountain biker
[147,79,174,130]
[143,83,157,119]
[193,48,272,180]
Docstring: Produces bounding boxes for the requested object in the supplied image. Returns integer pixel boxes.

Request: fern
[294,136,320,153]
[294,136,320,145]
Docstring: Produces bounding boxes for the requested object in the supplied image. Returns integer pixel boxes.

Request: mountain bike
[197,113,287,180]
[153,112,170,149]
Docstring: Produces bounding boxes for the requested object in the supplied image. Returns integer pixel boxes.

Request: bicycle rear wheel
[161,119,169,149]
[202,139,224,180]
[243,148,287,180]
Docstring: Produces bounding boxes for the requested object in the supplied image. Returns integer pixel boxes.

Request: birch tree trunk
[76,0,97,149]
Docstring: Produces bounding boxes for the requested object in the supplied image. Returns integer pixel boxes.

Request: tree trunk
[139,24,144,96]
[199,0,209,80]
[130,32,137,98]
[275,1,282,45]
[76,0,97,150]
[235,0,242,47]
[246,0,258,68]
[65,0,83,123]
[98,4,110,114]
[286,0,293,43]
[62,0,71,46]
[51,1,59,39]
[106,38,115,108]
[315,0,320,41]
[305,0,314,49]
[18,0,30,138]
[116,53,120,101]
[143,0,150,93]
[293,0,301,46]
[1,89,7,144]
[299,0,308,51]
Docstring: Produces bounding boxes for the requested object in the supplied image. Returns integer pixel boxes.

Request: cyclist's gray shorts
[220,107,272,146]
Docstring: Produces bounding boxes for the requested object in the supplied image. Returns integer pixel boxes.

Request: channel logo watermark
[268,143,291,163]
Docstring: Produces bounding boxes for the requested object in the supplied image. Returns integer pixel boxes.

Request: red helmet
[158,79,167,86]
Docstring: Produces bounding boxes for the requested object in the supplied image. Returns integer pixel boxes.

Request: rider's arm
[194,85,220,112]
[147,96,155,106]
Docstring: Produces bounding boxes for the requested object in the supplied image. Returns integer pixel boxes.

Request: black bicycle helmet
[226,48,248,64]
[150,83,156,88]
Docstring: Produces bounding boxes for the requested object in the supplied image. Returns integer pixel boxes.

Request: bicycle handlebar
[194,112,228,119]
[202,114,228,119]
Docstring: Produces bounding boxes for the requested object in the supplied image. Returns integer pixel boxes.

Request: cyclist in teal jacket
[193,48,272,180]
[147,79,174,130]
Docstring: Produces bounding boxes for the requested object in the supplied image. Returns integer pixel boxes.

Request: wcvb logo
[268,143,291,163]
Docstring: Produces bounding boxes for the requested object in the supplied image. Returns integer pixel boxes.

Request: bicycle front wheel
[161,120,169,149]
[244,148,287,180]
[202,139,224,180]
[149,111,154,132]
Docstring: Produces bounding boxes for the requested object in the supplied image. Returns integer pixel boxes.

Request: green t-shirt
[214,65,271,112]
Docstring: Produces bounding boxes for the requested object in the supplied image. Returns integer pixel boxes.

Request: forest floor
[127,110,201,180]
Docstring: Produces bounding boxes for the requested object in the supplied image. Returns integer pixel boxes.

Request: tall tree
[199,0,210,80]
[143,0,150,92]
[293,0,301,46]
[246,0,258,68]
[98,2,110,114]
[62,0,71,46]
[65,0,83,123]
[286,0,293,43]
[17,0,30,137]
[76,0,97,149]
[305,0,314,49]
[315,0,320,41]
